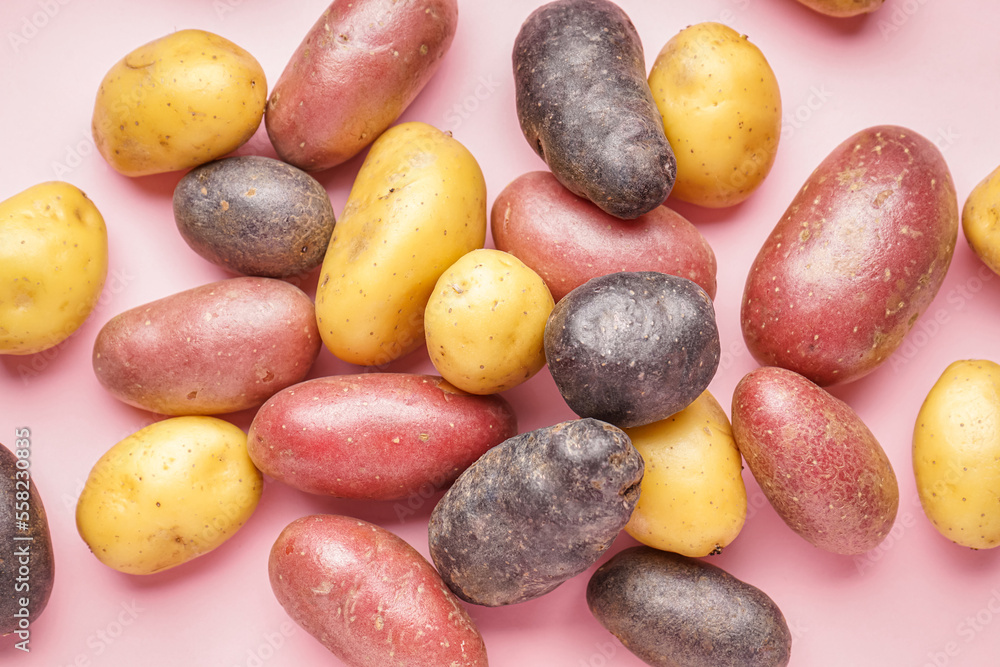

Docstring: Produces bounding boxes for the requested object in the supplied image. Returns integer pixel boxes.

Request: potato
[270,515,487,666]
[315,122,487,366]
[93,277,321,415]
[587,547,792,667]
[914,360,1000,549]
[741,125,958,386]
[793,0,884,17]
[648,23,781,208]
[248,373,517,500]
[545,272,720,428]
[513,0,676,219]
[624,391,747,557]
[173,156,336,278]
[92,29,266,176]
[425,249,553,394]
[429,418,643,606]
[76,416,261,575]
[731,366,899,555]
[962,164,1000,276]
[266,0,458,172]
[491,171,717,301]
[0,182,108,355]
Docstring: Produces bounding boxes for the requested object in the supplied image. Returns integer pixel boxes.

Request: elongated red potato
[248,374,517,500]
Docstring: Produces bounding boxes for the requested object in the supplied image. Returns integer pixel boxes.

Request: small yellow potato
[624,391,747,556]
[425,249,553,394]
[0,182,107,355]
[92,29,267,176]
[914,360,1000,549]
[962,164,1000,276]
[648,23,781,208]
[76,416,262,574]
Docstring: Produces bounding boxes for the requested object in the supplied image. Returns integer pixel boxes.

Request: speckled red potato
[247,374,517,500]
[741,125,958,386]
[731,366,899,555]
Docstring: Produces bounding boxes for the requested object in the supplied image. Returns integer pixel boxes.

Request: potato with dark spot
[173,156,335,278]
[429,418,643,606]
[513,0,676,219]
[587,546,792,667]
[545,272,720,428]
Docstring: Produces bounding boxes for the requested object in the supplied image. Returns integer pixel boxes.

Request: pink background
[2,1,1000,665]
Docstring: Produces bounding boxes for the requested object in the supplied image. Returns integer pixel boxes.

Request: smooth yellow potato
[914,360,1000,549]
[648,23,781,208]
[0,182,107,355]
[76,416,262,574]
[92,29,267,176]
[315,122,487,366]
[624,391,747,556]
[962,164,1000,276]
[425,249,554,394]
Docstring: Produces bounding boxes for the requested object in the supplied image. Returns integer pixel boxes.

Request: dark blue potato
[588,547,792,667]
[513,0,676,220]
[173,156,335,278]
[428,418,642,607]
[545,272,720,428]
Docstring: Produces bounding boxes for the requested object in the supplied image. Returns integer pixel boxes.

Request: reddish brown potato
[731,366,899,555]
[491,171,717,301]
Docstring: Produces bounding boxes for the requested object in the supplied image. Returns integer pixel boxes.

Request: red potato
[265,0,458,171]
[741,125,958,386]
[731,366,899,555]
[492,171,717,301]
[247,374,517,500]
[93,277,321,415]
[269,515,488,667]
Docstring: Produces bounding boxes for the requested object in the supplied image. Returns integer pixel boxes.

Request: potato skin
[266,0,458,171]
[93,277,321,415]
[587,547,791,667]
[741,125,958,386]
[269,515,488,667]
[491,171,717,300]
[0,182,108,355]
[731,366,899,555]
[914,360,1000,549]
[248,374,517,500]
[793,0,884,17]
[513,0,676,219]
[962,164,1000,276]
[173,156,335,278]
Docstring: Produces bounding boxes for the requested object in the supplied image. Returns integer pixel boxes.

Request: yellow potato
[624,391,747,556]
[92,29,266,176]
[914,360,1000,549]
[315,122,487,366]
[648,23,781,208]
[425,249,554,394]
[962,164,1000,276]
[76,416,262,574]
[0,182,107,355]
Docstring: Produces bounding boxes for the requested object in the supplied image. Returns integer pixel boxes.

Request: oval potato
[962,164,1000,277]
[793,0,884,17]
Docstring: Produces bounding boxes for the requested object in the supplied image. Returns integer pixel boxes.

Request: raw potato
[315,122,487,366]
[793,0,884,17]
[76,417,262,575]
[269,515,488,666]
[741,125,958,386]
[648,23,781,208]
[0,182,107,355]
[425,249,554,394]
[266,0,458,171]
[624,391,747,557]
[962,164,1000,277]
[587,547,792,667]
[92,29,266,176]
[914,360,1000,549]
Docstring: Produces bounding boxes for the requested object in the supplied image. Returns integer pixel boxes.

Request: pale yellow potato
[962,164,1000,276]
[76,416,262,574]
[425,249,554,395]
[648,23,781,208]
[315,122,487,366]
[793,0,884,17]
[92,29,266,176]
[624,391,747,556]
[0,182,107,355]
[914,360,1000,549]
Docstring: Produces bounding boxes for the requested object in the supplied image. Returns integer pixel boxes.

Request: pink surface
[2,1,999,666]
